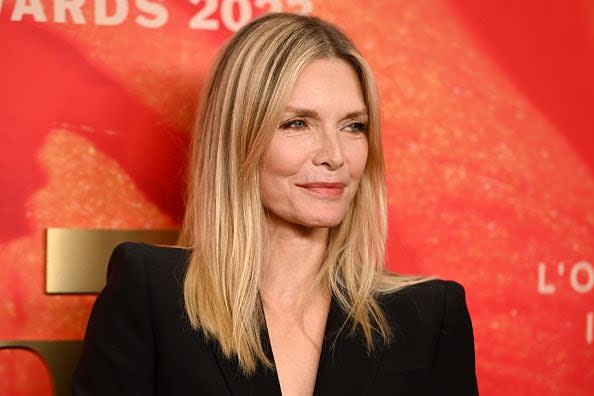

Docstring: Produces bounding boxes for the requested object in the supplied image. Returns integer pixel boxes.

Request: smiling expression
[260,58,369,229]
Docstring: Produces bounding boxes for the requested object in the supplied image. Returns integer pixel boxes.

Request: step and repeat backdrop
[1,0,593,394]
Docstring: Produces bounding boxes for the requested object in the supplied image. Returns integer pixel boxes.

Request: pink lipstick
[296,182,346,198]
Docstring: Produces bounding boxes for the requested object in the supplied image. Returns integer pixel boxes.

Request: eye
[280,119,307,129]
[344,121,368,133]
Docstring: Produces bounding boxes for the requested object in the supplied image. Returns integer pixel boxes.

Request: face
[260,58,369,229]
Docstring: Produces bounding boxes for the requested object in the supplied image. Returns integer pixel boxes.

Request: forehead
[285,58,366,113]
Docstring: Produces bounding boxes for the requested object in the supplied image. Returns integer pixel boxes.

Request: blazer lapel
[208,318,282,395]
[252,324,283,394]
[313,297,386,395]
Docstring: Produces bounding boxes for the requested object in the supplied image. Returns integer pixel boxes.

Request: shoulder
[105,241,190,283]
[379,279,466,304]
[373,278,475,372]
[74,243,193,393]
[96,242,195,334]
[100,242,192,311]
[383,278,466,297]
[108,241,190,268]
[379,278,468,314]
[373,279,478,391]
[377,278,471,343]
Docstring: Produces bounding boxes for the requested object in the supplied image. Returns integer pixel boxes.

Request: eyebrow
[284,106,368,120]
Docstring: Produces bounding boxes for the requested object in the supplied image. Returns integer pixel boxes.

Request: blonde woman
[73,13,478,396]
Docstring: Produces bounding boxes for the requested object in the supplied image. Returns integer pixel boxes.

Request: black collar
[209,296,386,395]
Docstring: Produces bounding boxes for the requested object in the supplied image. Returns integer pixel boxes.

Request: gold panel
[46,228,179,294]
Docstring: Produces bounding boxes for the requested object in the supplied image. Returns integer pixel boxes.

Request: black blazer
[72,242,479,395]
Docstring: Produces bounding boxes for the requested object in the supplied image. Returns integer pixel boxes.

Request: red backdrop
[1,0,593,394]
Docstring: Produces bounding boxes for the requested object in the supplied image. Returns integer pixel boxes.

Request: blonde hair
[178,12,434,374]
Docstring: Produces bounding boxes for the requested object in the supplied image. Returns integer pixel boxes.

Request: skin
[259,58,369,396]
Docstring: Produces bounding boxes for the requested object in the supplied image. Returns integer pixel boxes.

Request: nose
[312,128,345,170]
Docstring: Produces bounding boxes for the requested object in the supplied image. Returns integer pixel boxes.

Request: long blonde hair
[178,12,433,374]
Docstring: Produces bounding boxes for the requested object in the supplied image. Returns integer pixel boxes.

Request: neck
[260,215,330,311]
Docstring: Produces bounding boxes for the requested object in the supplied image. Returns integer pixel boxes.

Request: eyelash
[280,119,307,129]
[279,119,368,133]
[345,122,368,133]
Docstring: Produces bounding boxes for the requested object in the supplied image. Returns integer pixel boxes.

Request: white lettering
[570,261,594,294]
[188,0,219,30]
[221,0,251,32]
[54,0,86,24]
[135,0,168,29]
[537,263,556,295]
[10,0,47,22]
[95,0,128,26]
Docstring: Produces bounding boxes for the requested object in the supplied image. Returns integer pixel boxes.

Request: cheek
[264,142,301,177]
[346,139,369,180]
[260,137,310,199]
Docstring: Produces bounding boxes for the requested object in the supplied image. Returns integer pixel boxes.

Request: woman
[73,12,478,396]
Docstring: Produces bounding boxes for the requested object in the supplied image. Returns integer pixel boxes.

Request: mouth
[295,182,346,198]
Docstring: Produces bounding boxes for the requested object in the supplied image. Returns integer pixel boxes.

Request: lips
[296,182,346,198]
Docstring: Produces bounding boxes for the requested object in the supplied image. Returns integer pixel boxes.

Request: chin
[298,203,353,228]
[267,203,351,229]
[298,213,346,228]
